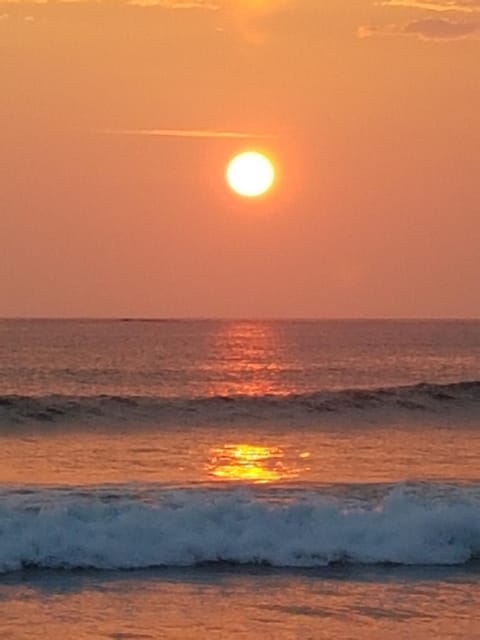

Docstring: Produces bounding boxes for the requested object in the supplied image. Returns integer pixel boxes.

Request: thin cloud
[404,16,480,35]
[0,0,219,6]
[359,17,480,39]
[378,1,480,13]
[126,0,218,8]
[101,128,275,139]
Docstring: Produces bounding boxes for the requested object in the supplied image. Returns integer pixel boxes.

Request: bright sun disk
[226,151,275,197]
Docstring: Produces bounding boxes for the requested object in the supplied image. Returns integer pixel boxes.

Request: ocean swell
[0,380,480,426]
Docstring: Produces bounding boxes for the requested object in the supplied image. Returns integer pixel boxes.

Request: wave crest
[0,488,479,572]
[1,380,480,426]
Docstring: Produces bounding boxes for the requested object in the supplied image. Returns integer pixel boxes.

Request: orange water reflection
[207,321,295,397]
[208,443,309,483]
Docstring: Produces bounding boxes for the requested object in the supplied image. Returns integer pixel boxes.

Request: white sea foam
[0,487,479,572]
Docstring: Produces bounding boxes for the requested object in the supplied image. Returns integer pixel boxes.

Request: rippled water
[1,319,479,638]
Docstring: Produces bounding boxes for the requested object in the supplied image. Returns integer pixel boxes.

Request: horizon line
[1,316,479,322]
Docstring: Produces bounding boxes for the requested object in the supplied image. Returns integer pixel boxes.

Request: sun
[226,151,275,198]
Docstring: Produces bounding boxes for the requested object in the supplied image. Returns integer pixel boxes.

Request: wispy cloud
[359,16,480,39]
[0,0,219,6]
[125,0,218,8]
[377,0,480,13]
[403,15,480,35]
[101,128,275,139]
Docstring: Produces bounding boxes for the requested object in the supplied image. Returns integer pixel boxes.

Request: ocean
[1,318,480,638]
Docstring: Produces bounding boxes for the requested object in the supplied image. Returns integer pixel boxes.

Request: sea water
[0,319,480,638]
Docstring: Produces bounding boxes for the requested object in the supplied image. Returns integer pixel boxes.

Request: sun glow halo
[226,151,275,198]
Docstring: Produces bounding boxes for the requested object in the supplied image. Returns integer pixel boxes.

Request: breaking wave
[1,380,480,427]
[0,486,480,572]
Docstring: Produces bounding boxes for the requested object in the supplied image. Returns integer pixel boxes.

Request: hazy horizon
[2,315,480,322]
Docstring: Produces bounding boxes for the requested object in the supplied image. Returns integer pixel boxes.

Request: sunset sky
[1,0,479,318]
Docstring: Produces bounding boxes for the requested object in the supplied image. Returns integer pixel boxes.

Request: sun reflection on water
[206,321,297,397]
[204,323,311,483]
[207,443,309,483]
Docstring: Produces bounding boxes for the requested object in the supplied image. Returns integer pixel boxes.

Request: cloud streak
[101,128,275,139]
[359,16,480,39]
[378,0,480,13]
[125,0,218,8]
[0,0,219,6]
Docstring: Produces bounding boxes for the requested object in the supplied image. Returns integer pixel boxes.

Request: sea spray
[1,485,480,572]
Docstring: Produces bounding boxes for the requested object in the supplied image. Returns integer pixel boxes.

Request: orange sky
[1,0,479,318]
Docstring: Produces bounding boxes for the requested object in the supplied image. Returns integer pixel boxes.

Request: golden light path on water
[207,443,311,483]
[2,318,479,487]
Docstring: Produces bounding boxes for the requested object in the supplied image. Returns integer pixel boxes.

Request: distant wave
[0,380,480,427]
[0,486,479,572]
